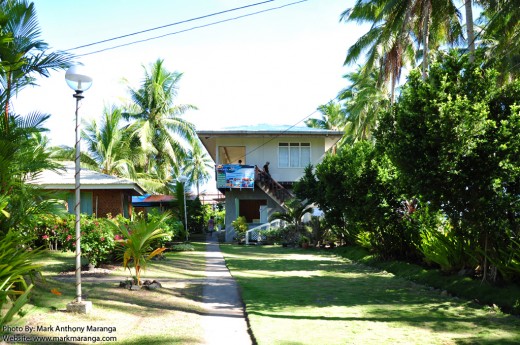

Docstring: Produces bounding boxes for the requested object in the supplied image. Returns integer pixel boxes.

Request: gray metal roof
[30,162,145,195]
[197,124,343,137]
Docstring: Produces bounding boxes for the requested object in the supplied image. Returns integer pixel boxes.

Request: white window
[278,142,310,168]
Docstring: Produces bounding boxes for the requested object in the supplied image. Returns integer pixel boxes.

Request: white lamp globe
[65,65,93,92]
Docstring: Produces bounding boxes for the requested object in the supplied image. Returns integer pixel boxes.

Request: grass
[5,243,208,344]
[220,244,520,345]
[333,246,520,315]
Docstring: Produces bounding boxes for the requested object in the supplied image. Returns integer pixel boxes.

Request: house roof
[197,124,343,163]
[132,194,175,207]
[197,124,344,137]
[30,162,146,195]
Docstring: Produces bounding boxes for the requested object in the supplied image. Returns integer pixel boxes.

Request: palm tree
[108,214,170,286]
[341,0,462,98]
[305,101,348,149]
[0,0,72,131]
[338,67,389,144]
[269,198,314,231]
[341,0,417,101]
[124,59,197,183]
[81,106,136,178]
[479,0,520,82]
[182,140,213,197]
[0,112,65,236]
[464,0,476,63]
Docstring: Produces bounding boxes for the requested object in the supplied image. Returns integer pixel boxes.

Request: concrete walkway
[202,235,253,345]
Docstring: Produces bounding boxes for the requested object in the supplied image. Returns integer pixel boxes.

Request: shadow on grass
[221,245,520,341]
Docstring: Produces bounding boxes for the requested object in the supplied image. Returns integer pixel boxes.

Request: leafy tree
[187,196,205,235]
[376,50,520,280]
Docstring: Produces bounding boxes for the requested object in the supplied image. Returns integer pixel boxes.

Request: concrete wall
[215,136,327,182]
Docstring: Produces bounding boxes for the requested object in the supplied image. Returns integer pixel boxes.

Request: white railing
[245,219,286,244]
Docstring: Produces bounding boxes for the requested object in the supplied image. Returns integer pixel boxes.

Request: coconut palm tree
[182,140,213,197]
[124,59,197,183]
[305,101,349,149]
[305,101,347,130]
[81,106,137,178]
[338,67,389,144]
[479,0,520,82]
[341,0,462,97]
[341,0,417,101]
[0,0,72,131]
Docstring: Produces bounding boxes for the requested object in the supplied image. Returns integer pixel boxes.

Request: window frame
[278,142,311,168]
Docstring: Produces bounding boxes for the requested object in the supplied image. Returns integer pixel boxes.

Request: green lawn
[7,243,208,345]
[220,245,520,345]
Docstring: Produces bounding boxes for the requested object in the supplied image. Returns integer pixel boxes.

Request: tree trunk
[465,0,475,63]
[422,1,431,79]
[4,72,12,132]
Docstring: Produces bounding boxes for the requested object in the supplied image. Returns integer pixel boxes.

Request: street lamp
[177,175,189,242]
[65,65,93,314]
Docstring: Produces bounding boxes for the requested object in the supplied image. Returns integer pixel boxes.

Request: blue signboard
[216,164,255,189]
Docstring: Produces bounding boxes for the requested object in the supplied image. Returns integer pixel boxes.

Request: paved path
[202,235,253,345]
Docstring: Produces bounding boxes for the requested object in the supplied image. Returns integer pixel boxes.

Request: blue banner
[216,164,255,189]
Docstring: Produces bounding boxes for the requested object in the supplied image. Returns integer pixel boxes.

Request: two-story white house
[197,124,343,241]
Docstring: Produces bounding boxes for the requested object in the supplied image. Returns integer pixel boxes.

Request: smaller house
[31,162,145,218]
[132,194,176,214]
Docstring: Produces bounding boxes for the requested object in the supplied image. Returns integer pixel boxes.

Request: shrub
[171,243,195,251]
[59,214,116,268]
[356,231,372,250]
[232,216,248,240]
[263,227,284,244]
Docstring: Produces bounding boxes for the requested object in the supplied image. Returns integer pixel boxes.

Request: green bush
[356,231,372,250]
[145,210,182,246]
[263,227,284,244]
[59,214,116,267]
[232,216,248,240]
[171,243,195,251]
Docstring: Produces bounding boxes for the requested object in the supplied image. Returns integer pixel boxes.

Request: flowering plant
[60,214,116,267]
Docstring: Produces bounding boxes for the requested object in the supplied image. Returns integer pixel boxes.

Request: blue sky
[12,0,364,147]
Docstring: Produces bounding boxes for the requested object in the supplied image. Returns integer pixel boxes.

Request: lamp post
[177,175,189,242]
[65,65,93,314]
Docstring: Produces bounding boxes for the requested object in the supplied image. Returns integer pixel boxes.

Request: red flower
[42,235,49,240]
[66,235,72,241]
